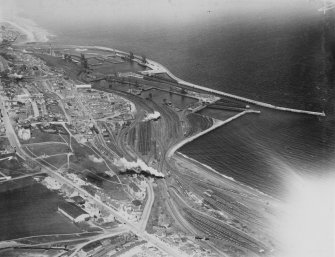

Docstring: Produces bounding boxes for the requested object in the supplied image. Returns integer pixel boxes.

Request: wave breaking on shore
[177,151,274,198]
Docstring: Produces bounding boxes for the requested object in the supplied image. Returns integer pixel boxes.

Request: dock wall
[167,110,259,158]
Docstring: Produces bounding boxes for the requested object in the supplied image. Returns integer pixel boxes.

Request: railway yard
[0,37,280,257]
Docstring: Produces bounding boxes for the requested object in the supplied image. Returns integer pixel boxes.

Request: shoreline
[175,151,274,200]
[167,109,260,158]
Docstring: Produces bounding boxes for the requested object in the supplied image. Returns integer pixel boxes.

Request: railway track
[183,208,267,254]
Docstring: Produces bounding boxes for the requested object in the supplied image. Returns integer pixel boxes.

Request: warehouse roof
[71,195,85,204]
[58,202,88,219]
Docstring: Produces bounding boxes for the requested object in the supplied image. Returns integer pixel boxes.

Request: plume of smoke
[143,111,160,122]
[116,157,164,178]
[88,155,103,163]
[8,73,23,79]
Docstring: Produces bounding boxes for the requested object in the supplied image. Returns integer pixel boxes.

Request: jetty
[167,110,260,158]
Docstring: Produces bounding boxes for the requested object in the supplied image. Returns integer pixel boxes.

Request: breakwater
[167,110,260,158]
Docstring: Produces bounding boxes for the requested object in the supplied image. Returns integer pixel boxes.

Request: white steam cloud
[8,73,23,79]
[143,111,160,122]
[116,157,164,178]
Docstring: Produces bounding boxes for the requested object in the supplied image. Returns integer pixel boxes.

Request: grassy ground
[43,154,68,169]
[0,155,36,178]
[26,143,70,157]
[20,126,69,145]
[0,178,81,241]
[0,249,65,257]
[0,137,11,149]
[102,182,129,201]
[69,139,109,173]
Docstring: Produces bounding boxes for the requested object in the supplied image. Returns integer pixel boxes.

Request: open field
[25,143,70,157]
[101,182,129,201]
[43,154,68,169]
[0,248,64,257]
[0,137,11,149]
[69,139,109,173]
[0,178,81,241]
[0,155,39,178]
[20,126,69,145]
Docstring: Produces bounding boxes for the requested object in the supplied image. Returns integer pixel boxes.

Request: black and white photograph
[0,1,334,256]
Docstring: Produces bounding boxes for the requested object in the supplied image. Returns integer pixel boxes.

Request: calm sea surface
[27,2,335,197]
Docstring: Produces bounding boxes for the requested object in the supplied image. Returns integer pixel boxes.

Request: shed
[58,202,90,223]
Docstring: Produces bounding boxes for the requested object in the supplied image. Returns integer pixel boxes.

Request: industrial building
[72,195,86,205]
[58,202,90,223]
[75,84,92,89]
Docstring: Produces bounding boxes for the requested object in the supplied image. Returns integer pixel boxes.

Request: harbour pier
[167,110,260,158]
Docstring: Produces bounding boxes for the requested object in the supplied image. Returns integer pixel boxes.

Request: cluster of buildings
[42,175,114,225]
[59,166,148,222]
[79,88,135,120]
[99,183,147,222]
[159,232,216,257]
[0,52,68,137]
[76,233,139,257]
[63,87,135,142]
[117,242,171,257]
